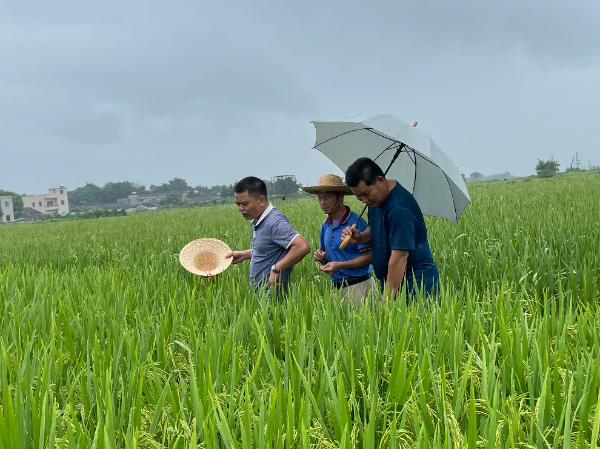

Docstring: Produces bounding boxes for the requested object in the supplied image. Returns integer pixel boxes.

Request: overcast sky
[3,0,599,194]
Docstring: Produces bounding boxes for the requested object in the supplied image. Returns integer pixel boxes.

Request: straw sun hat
[179,238,232,276]
[300,174,353,194]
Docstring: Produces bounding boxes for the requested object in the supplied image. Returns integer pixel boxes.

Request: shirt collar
[252,203,274,227]
[325,206,351,227]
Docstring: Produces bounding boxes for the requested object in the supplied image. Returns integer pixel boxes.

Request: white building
[0,196,15,223]
[23,186,70,215]
[117,192,188,206]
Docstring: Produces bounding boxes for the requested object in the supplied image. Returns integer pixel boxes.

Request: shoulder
[267,208,291,224]
[265,209,296,231]
[388,206,416,222]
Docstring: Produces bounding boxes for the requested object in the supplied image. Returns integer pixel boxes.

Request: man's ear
[377,176,386,186]
[259,195,267,205]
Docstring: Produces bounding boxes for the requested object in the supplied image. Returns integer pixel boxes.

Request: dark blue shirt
[368,182,439,294]
[320,206,372,283]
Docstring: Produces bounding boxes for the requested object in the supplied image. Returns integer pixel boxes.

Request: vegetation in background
[536,159,561,178]
[69,181,145,205]
[37,207,128,220]
[1,176,599,447]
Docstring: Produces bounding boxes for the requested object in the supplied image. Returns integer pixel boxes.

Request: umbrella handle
[339,223,357,250]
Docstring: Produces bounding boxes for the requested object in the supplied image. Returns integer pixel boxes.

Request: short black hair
[234,176,268,200]
[345,158,385,187]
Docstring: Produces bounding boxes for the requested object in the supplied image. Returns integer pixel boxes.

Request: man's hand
[225,251,249,264]
[341,226,361,245]
[268,270,280,288]
[319,262,341,275]
[313,249,327,264]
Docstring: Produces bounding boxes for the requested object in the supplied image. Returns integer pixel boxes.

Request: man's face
[316,192,342,215]
[350,177,387,207]
[234,191,266,220]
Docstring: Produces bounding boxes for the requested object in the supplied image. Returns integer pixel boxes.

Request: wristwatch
[271,264,280,274]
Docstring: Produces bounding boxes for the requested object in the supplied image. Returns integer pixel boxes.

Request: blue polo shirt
[320,206,372,283]
[249,204,300,290]
[368,182,439,295]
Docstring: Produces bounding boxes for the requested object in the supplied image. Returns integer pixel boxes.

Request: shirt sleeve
[388,207,416,251]
[355,217,371,251]
[319,223,325,251]
[269,218,300,249]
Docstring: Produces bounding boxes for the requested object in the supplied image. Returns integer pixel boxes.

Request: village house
[22,186,70,215]
[0,195,15,223]
[117,192,188,206]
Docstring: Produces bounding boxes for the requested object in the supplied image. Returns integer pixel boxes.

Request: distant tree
[469,172,483,181]
[268,177,300,197]
[536,159,560,178]
[101,181,137,203]
[150,177,191,193]
[0,189,24,217]
[220,184,235,198]
[194,184,223,196]
[160,193,184,206]
[461,173,466,183]
[68,183,103,205]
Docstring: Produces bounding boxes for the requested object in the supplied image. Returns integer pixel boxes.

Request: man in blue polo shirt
[341,158,439,303]
[226,176,311,292]
[301,174,376,307]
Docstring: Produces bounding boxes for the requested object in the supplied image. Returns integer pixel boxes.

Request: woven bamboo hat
[300,174,352,194]
[179,238,232,276]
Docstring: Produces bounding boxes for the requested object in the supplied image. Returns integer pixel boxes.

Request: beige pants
[337,277,378,308]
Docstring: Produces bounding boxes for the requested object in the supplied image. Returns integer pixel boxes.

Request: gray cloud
[2,0,599,194]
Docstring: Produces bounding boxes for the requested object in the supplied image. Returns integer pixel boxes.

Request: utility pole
[575,152,581,169]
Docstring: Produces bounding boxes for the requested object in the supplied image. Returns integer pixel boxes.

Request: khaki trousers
[336,277,378,308]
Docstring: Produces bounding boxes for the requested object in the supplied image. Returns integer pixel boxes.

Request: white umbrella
[312,113,471,223]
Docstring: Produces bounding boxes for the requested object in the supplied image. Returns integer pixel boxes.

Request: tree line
[68,177,301,205]
[68,178,229,205]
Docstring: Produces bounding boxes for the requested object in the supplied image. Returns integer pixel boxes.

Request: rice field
[1,174,599,448]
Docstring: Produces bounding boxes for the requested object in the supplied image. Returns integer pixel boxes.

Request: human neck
[382,179,396,200]
[330,202,346,223]
[254,203,269,220]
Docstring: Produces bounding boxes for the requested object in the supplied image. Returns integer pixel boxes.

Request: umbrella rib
[313,128,371,148]
[410,149,418,194]
[444,173,459,222]
[373,141,401,163]
[412,151,459,222]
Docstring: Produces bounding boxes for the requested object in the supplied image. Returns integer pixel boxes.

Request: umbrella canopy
[312,113,471,222]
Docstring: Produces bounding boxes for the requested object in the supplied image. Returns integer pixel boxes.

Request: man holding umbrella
[341,158,439,303]
[301,174,376,307]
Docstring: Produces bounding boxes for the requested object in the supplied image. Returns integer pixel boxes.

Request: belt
[333,273,371,289]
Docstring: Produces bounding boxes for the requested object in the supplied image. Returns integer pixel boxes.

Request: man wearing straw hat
[301,174,376,307]
[226,176,311,291]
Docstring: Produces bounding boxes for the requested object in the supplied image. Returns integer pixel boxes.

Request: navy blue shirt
[368,182,439,294]
[320,206,372,283]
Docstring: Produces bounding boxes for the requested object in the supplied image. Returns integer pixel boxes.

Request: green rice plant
[0,175,599,447]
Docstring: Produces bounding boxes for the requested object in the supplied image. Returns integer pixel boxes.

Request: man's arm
[382,249,409,303]
[274,235,311,271]
[313,225,327,264]
[269,235,311,286]
[225,249,252,264]
[341,226,371,246]
[319,250,371,275]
